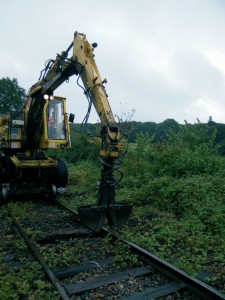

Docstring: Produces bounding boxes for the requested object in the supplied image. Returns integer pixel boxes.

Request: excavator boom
[2,31,132,231]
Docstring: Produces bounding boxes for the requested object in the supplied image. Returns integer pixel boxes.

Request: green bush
[119,124,225,237]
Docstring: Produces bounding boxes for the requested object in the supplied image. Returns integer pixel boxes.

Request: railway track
[5,200,225,300]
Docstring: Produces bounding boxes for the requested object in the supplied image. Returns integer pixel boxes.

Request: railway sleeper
[64,265,152,295]
[122,282,186,300]
[53,257,114,279]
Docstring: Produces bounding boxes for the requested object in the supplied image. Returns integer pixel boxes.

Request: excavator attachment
[78,205,106,232]
[78,161,132,232]
[78,203,132,232]
[108,203,133,228]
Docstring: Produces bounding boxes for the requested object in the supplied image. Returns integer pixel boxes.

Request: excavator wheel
[53,157,68,188]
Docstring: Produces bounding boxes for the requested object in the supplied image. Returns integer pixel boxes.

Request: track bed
[1,200,224,299]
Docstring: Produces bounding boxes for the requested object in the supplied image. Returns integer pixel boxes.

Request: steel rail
[111,232,225,300]
[8,208,70,300]
[58,201,225,300]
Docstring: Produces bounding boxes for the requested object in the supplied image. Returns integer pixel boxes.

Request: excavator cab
[37,96,71,150]
[47,98,66,140]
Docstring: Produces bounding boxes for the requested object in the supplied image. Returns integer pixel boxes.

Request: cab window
[47,99,65,140]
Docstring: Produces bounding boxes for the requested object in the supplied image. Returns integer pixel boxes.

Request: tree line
[70,118,225,159]
[1,77,225,158]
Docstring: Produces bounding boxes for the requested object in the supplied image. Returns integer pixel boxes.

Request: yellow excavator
[0,31,132,231]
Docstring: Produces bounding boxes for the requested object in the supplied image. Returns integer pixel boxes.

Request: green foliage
[68,118,225,155]
[0,263,58,299]
[154,118,181,142]
[68,160,100,190]
[114,121,225,284]
[55,119,225,291]
[0,207,59,300]
[47,131,99,164]
[167,119,217,150]
[7,201,34,220]
[64,160,100,208]
[0,77,26,114]
[122,124,225,223]
[64,122,225,290]
[70,132,99,162]
[1,116,225,296]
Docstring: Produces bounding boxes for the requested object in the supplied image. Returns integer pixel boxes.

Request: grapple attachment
[78,205,106,232]
[78,160,132,232]
[108,203,133,228]
[78,202,132,232]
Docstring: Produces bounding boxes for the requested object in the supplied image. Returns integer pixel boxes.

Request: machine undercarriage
[0,151,68,201]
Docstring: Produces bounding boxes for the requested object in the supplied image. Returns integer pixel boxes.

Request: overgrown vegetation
[1,120,225,297]
[70,118,225,155]
[119,123,224,288]
[0,205,59,299]
[64,121,225,293]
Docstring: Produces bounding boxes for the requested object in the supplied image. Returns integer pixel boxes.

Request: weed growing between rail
[0,206,60,299]
[0,201,140,299]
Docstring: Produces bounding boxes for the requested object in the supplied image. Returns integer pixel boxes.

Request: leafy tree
[154,118,181,142]
[0,77,26,114]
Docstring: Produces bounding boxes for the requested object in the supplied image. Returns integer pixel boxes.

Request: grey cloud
[1,0,225,124]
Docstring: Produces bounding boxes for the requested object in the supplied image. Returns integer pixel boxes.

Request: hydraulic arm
[24,31,132,231]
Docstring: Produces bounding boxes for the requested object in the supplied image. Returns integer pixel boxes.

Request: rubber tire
[53,158,68,187]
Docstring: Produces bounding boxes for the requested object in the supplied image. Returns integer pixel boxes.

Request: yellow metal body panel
[99,150,120,158]
[10,155,57,168]
[0,115,9,148]
[73,33,116,127]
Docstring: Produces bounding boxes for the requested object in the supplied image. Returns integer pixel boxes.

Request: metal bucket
[78,205,106,232]
[108,202,132,228]
[78,202,132,232]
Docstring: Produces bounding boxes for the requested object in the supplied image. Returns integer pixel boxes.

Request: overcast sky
[1,0,225,124]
